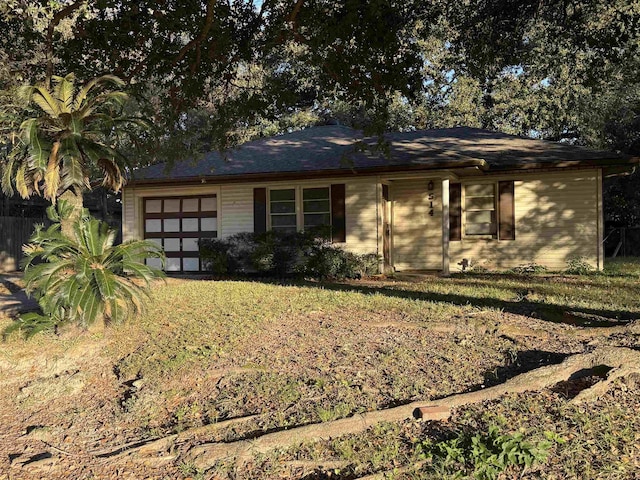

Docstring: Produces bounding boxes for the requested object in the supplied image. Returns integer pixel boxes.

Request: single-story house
[123,125,638,274]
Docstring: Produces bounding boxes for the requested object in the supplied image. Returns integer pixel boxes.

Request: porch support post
[441,177,450,276]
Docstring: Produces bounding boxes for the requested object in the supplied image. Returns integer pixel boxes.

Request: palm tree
[1,73,143,236]
[4,204,165,338]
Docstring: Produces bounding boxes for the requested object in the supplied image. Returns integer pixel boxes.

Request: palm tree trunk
[59,189,84,238]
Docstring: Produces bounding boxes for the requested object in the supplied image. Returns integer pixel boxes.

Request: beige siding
[220,185,254,238]
[122,187,138,242]
[122,170,600,272]
[449,171,600,271]
[391,179,442,270]
[345,180,380,255]
[122,178,382,256]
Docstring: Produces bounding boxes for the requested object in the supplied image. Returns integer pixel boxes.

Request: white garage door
[143,195,217,272]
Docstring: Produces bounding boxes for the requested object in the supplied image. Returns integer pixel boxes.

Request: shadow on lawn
[481,349,570,388]
[282,279,639,326]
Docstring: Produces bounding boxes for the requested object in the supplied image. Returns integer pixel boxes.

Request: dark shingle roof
[130,125,635,184]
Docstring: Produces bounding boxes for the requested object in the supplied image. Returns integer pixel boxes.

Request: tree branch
[46,1,87,81]
[171,0,218,68]
[288,0,305,29]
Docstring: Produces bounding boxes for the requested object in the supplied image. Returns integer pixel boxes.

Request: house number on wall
[427,181,435,216]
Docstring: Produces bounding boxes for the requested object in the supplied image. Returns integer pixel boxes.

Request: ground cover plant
[0,260,639,479]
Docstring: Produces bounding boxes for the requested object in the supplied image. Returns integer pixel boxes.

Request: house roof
[129,125,637,185]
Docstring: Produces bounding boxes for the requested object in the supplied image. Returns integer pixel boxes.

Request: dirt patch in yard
[0,276,639,479]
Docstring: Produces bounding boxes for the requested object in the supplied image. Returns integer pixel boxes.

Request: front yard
[1,263,639,479]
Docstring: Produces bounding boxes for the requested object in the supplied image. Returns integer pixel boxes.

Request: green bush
[508,263,547,275]
[198,238,232,274]
[565,256,595,275]
[417,426,556,480]
[3,205,165,338]
[199,230,379,280]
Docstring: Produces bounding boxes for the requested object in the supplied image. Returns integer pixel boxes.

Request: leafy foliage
[199,230,379,279]
[2,2,638,156]
[565,256,596,275]
[3,203,165,338]
[508,263,548,275]
[417,425,556,479]
[1,73,145,203]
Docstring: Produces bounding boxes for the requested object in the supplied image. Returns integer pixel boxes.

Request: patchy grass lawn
[1,264,639,479]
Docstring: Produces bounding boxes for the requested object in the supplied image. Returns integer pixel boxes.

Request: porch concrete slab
[392,270,442,282]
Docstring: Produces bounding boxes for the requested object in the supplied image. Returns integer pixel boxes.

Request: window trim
[462,182,498,239]
[268,187,297,233]
[267,185,332,232]
[302,187,332,230]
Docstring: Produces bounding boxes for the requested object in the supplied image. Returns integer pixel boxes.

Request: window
[269,189,297,233]
[268,186,332,232]
[303,187,331,230]
[464,183,496,236]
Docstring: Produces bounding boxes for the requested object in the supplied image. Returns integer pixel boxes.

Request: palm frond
[21,118,51,171]
[15,164,30,198]
[1,148,18,195]
[98,157,125,192]
[92,91,129,110]
[31,87,62,117]
[43,142,61,202]
[73,75,126,110]
[16,85,36,104]
[52,74,75,112]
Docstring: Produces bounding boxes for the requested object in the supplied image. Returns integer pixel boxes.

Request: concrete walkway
[0,274,39,316]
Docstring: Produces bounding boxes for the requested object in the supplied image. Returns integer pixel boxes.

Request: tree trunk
[59,189,84,238]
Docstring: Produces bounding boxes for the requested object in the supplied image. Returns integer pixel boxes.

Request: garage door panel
[183,238,199,251]
[182,198,199,212]
[145,199,162,213]
[163,238,181,252]
[201,217,217,232]
[201,197,216,211]
[143,195,217,272]
[145,219,162,232]
[163,219,180,232]
[164,199,181,213]
[183,258,200,271]
[182,218,199,231]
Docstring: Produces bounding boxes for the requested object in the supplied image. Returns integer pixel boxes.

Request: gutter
[488,156,639,172]
[126,159,489,187]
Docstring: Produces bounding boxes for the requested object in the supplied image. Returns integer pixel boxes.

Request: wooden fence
[0,216,122,272]
[604,227,640,258]
[0,216,49,272]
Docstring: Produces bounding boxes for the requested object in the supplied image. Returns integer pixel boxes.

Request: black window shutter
[498,181,515,240]
[254,188,267,233]
[331,184,346,242]
[449,183,462,241]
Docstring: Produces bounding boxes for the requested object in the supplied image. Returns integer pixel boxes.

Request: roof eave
[126,159,488,187]
[488,156,638,172]
[126,156,639,188]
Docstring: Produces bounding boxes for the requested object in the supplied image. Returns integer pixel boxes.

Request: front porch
[381,176,454,276]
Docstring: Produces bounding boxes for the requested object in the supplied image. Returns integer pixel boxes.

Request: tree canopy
[1,0,639,210]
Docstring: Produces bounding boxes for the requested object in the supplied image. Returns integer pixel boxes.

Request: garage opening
[143,195,217,272]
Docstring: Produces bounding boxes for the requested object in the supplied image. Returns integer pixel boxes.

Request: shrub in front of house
[199,230,379,279]
[565,256,596,275]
